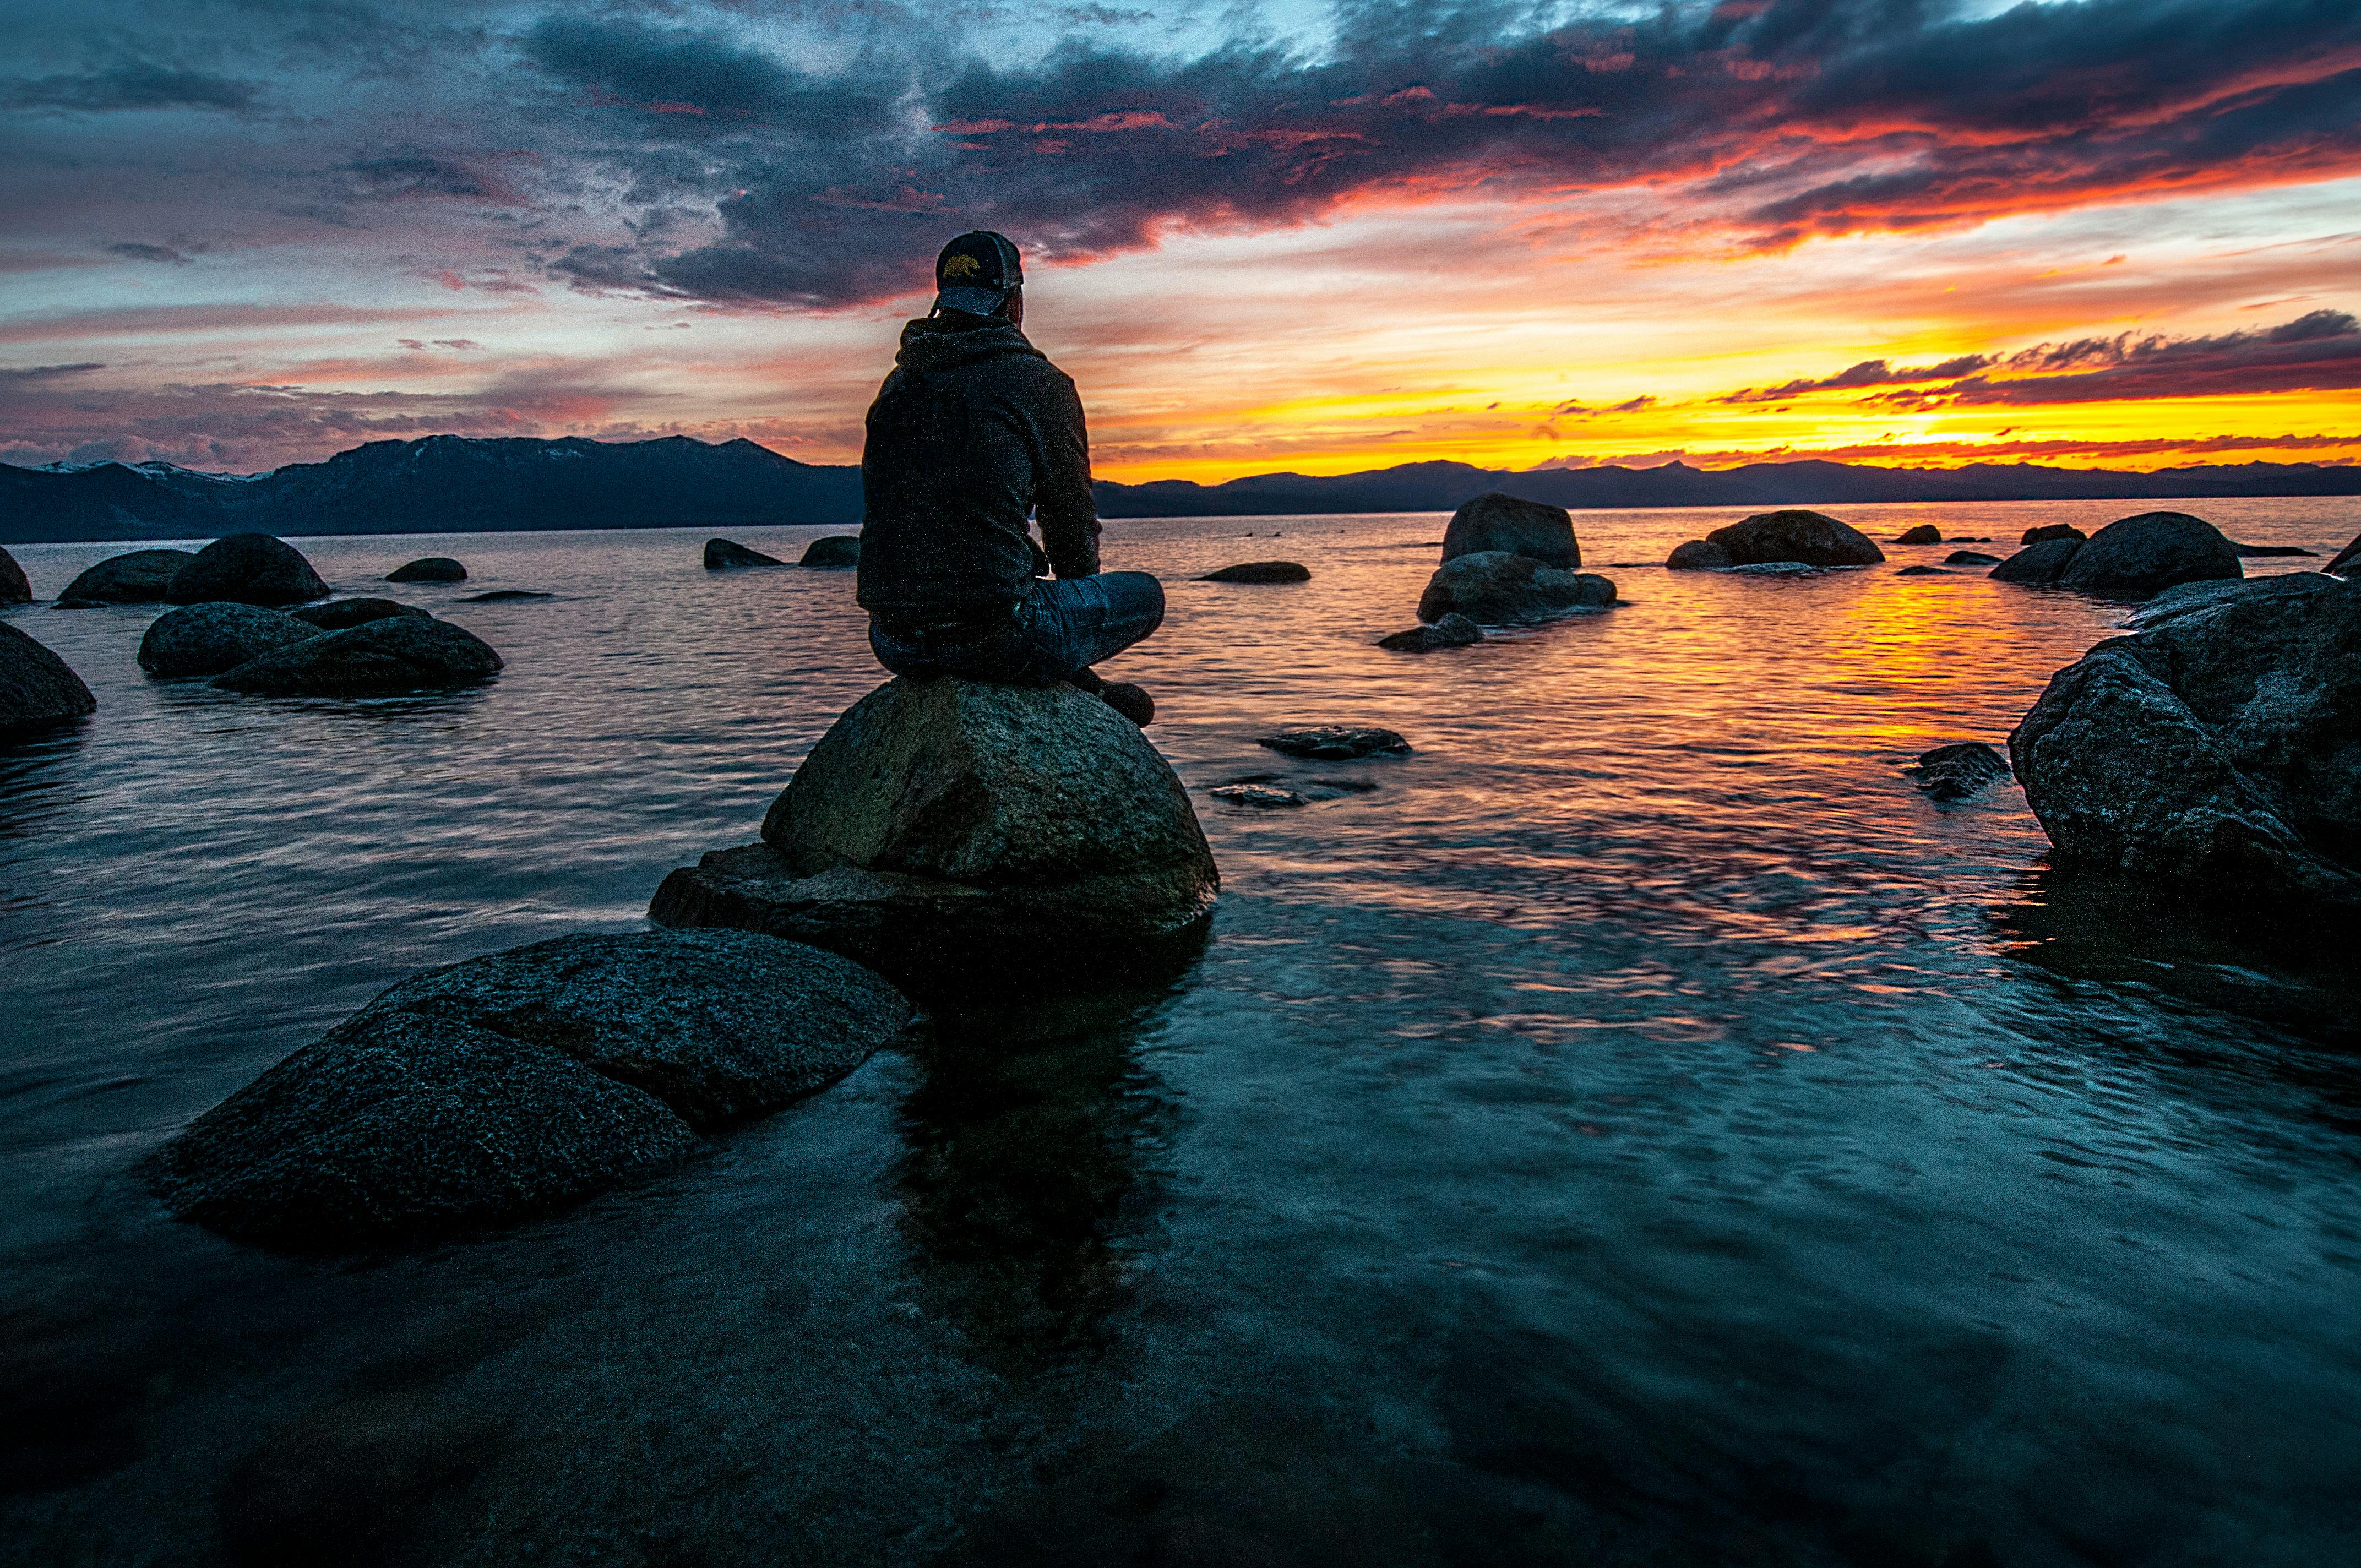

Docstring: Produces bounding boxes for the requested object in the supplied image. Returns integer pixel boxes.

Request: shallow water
[4,499,2359,1566]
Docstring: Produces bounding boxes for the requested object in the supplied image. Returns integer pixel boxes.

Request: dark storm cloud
[343,155,521,203]
[1721,353,1994,402]
[523,17,902,135]
[1,62,255,112]
[0,362,105,380]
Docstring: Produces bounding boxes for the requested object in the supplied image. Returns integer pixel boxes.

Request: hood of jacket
[894,311,1047,376]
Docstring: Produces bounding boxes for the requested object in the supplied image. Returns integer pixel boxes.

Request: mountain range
[3,434,2356,545]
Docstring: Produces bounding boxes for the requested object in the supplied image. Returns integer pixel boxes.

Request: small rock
[56,549,198,606]
[1708,509,1884,567]
[1907,742,2012,800]
[459,590,552,602]
[1896,565,1952,576]
[705,538,783,570]
[166,534,328,608]
[385,557,467,584]
[1945,551,2001,565]
[0,546,27,604]
[799,537,861,569]
[2058,511,2241,596]
[1441,492,1577,568]
[1198,561,1309,584]
[1893,524,1943,545]
[1257,726,1410,760]
[139,603,320,677]
[1726,561,1820,575]
[2021,524,2086,546]
[2228,542,2317,557]
[1989,538,2084,585]
[214,617,501,696]
[1666,539,1734,571]
[1,621,97,732]
[1377,613,1483,652]
[1417,552,1615,624]
[1210,784,1307,808]
[292,599,432,632]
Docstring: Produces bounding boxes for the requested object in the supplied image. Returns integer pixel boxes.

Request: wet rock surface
[651,678,1218,988]
[213,616,502,696]
[704,538,783,569]
[1198,560,1309,583]
[150,929,909,1249]
[1378,612,1483,652]
[1,620,97,732]
[1258,726,1411,760]
[140,603,321,677]
[1417,551,1615,625]
[384,557,467,584]
[2057,511,2242,596]
[167,534,328,608]
[1440,491,1577,568]
[291,598,432,632]
[1907,742,2012,800]
[1707,509,1885,567]
[2010,573,2361,910]
[1666,538,1734,571]
[799,536,861,568]
[1210,783,1307,808]
[56,549,198,606]
[0,546,26,604]
[1989,537,2085,584]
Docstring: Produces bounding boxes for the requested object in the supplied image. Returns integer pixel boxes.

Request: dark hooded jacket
[856,311,1100,623]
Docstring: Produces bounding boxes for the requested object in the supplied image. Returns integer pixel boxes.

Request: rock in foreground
[1707,510,1884,567]
[704,538,783,569]
[0,546,28,604]
[56,549,197,606]
[214,616,501,696]
[1666,539,1734,571]
[1,622,97,732]
[1441,492,1577,568]
[650,679,1218,988]
[166,534,328,607]
[2329,533,2359,577]
[2056,511,2240,596]
[139,603,320,677]
[150,929,910,1249]
[1417,552,1615,625]
[385,557,467,584]
[1198,561,1309,583]
[1377,613,1483,652]
[799,537,861,568]
[2010,573,2361,911]
[292,598,432,631]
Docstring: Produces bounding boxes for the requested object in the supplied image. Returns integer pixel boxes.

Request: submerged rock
[704,538,782,570]
[1725,561,1823,576]
[459,590,552,602]
[1377,613,1483,652]
[0,546,28,603]
[2229,541,2316,557]
[1198,561,1309,583]
[1,621,97,731]
[214,616,501,696]
[1907,742,2011,800]
[1893,524,1943,545]
[166,534,328,608]
[1989,538,2085,585]
[1441,492,1578,568]
[798,536,861,568]
[140,603,320,677]
[2021,524,2086,546]
[1707,510,1884,567]
[56,549,196,606]
[650,678,1218,988]
[1210,783,1307,808]
[292,598,432,632]
[1258,726,1411,760]
[2009,573,2361,911]
[1896,565,1951,576]
[385,557,467,584]
[149,929,909,1249]
[2057,511,2241,596]
[1666,539,1734,571]
[1417,551,1615,625]
[1945,551,2001,565]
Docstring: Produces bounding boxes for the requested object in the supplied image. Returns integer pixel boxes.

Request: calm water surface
[4,500,2359,1565]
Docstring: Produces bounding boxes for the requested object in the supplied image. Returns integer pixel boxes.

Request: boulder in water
[0,546,28,604]
[1417,552,1615,625]
[2009,574,2361,911]
[2056,511,2240,596]
[1989,538,2084,585]
[1198,561,1309,584]
[1666,539,1734,571]
[649,678,1218,989]
[1707,510,1884,567]
[292,598,432,632]
[214,616,501,696]
[1896,565,1951,576]
[149,929,909,1249]
[1,622,97,732]
[1377,613,1483,652]
[704,538,783,570]
[166,534,328,607]
[1893,524,1943,545]
[385,557,467,584]
[1441,492,1577,568]
[459,590,551,602]
[1907,742,2011,800]
[1210,783,1307,808]
[2022,524,2086,546]
[798,537,862,568]
[1946,551,2001,565]
[55,549,197,606]
[139,603,320,677]
[1258,726,1410,760]
[2229,541,2316,557]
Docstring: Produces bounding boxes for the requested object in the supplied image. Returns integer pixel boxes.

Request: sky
[3,0,2358,480]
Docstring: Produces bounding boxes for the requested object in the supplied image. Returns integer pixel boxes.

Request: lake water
[4,499,2358,1566]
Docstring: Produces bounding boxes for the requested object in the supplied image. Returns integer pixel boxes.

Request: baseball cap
[933,230,1023,315]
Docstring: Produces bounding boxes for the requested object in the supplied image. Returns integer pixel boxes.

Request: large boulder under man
[857,231,1162,726]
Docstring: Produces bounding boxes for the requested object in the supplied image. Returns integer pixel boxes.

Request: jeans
[869,571,1165,685]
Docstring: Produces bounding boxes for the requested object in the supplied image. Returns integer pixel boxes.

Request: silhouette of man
[857,231,1162,725]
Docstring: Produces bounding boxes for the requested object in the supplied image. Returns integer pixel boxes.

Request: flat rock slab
[1210,783,1307,808]
[385,557,467,583]
[1,620,97,731]
[2229,542,2315,557]
[215,616,502,696]
[1908,742,2012,800]
[1198,561,1309,583]
[167,534,327,607]
[150,929,910,1249]
[705,538,783,569]
[1258,726,1411,760]
[460,590,552,602]
[56,549,195,606]
[139,603,319,677]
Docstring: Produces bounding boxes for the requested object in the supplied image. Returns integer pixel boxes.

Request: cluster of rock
[1375,492,1617,646]
[1988,511,2242,592]
[149,929,912,1249]
[1666,509,1887,571]
[705,536,862,569]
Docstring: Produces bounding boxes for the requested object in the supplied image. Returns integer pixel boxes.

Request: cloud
[1940,308,2361,405]
[0,362,105,380]
[104,242,193,265]
[344,155,523,204]
[1,62,254,113]
[1720,353,1995,402]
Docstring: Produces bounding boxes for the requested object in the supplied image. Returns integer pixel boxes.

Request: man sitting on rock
[857,230,1163,725]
